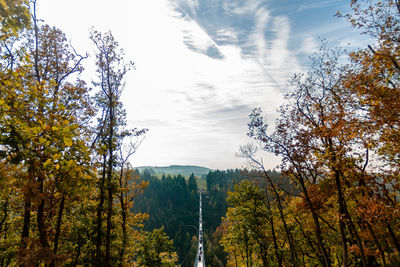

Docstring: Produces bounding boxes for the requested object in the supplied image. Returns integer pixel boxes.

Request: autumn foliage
[221,1,400,266]
[0,1,177,266]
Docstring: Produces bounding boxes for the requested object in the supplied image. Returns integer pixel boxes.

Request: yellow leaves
[43,158,52,169]
[38,136,47,145]
[31,126,41,135]
[63,137,72,147]
[62,119,70,126]
[52,153,61,160]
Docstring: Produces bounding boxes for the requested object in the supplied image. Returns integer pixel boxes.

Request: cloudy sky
[38,0,366,170]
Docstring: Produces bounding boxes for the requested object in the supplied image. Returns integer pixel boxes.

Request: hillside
[135,165,212,178]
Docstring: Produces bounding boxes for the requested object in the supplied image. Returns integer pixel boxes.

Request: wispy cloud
[295,36,319,55]
[223,0,262,15]
[297,0,342,12]
[37,0,361,170]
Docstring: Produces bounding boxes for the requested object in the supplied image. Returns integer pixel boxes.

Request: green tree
[188,173,197,193]
[136,227,178,267]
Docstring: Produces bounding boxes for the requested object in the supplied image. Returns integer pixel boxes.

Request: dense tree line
[203,169,244,267]
[220,1,400,266]
[132,169,257,266]
[0,1,176,266]
[204,169,287,267]
[133,171,199,267]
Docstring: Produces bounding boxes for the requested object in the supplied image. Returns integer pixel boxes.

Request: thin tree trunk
[119,196,127,266]
[387,223,400,254]
[262,170,297,264]
[244,229,250,267]
[341,185,367,267]
[384,239,395,266]
[334,169,349,267]
[20,166,34,257]
[0,197,8,233]
[366,222,386,266]
[95,155,107,265]
[37,176,49,249]
[265,190,282,267]
[299,179,331,267]
[328,136,367,266]
[20,194,31,253]
[105,102,115,266]
[118,172,127,266]
[294,217,318,257]
[255,238,268,267]
[234,251,238,267]
[49,195,65,267]
[105,184,113,266]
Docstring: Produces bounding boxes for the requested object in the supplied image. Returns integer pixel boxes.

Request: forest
[0,0,174,266]
[1,0,400,266]
[218,1,400,266]
[131,168,257,266]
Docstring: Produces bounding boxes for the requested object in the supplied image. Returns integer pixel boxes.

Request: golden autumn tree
[0,0,30,39]
[0,1,155,265]
[0,1,95,264]
[241,1,400,266]
[341,0,400,264]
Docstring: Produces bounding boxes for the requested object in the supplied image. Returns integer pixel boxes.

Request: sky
[37,0,367,170]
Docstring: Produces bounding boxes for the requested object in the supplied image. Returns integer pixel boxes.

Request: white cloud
[215,28,238,44]
[250,8,270,65]
[223,0,262,15]
[297,0,342,12]
[296,36,318,55]
[187,0,199,15]
[37,0,302,170]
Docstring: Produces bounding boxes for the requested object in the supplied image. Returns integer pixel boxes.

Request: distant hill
[134,165,212,178]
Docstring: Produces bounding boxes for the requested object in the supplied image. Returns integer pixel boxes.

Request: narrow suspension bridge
[195,192,205,267]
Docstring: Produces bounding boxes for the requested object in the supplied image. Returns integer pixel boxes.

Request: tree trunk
[387,223,400,254]
[366,222,386,266]
[340,181,367,266]
[49,195,65,267]
[119,189,127,265]
[265,190,282,267]
[105,184,113,266]
[0,197,9,233]
[95,155,107,265]
[105,101,115,266]
[328,136,367,267]
[255,238,268,267]
[244,229,250,267]
[37,176,49,249]
[20,165,35,266]
[20,194,31,250]
[263,170,297,264]
[299,179,331,267]
[334,168,349,267]
[335,167,368,267]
